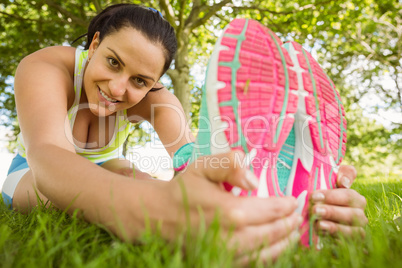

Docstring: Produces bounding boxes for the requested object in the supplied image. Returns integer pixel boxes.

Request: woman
[2,3,367,262]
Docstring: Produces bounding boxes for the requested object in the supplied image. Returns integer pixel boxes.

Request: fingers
[178,150,303,263]
[256,230,300,262]
[311,188,367,209]
[315,220,366,238]
[230,212,302,252]
[187,151,259,191]
[311,203,368,227]
[336,165,357,188]
[226,196,298,227]
[309,188,368,239]
[232,213,302,265]
[187,151,300,226]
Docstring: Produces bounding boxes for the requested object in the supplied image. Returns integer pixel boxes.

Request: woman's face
[83,27,165,117]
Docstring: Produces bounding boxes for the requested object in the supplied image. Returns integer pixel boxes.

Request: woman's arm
[15,49,301,262]
[13,47,172,237]
[127,86,195,157]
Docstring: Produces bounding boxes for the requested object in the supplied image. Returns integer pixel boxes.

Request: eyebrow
[107,47,125,66]
[107,47,156,82]
[138,74,155,82]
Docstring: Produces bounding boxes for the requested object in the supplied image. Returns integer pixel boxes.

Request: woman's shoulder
[25,46,76,60]
[15,46,78,103]
[127,86,181,122]
[20,46,77,75]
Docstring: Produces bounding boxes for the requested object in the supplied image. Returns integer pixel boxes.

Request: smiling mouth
[98,88,119,103]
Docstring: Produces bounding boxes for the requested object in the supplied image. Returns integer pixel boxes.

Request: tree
[0,0,340,139]
[0,0,400,173]
[310,0,402,131]
[0,0,90,133]
[0,0,376,124]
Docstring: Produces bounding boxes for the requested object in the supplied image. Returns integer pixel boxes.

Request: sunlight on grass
[0,178,401,267]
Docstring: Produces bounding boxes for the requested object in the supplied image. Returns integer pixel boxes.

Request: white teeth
[99,89,118,103]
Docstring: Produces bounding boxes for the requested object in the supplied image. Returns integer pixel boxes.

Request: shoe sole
[283,41,347,246]
[202,19,299,197]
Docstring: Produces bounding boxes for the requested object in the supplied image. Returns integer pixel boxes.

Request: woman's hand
[167,151,302,263]
[310,165,368,237]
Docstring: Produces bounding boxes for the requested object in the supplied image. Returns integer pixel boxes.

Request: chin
[89,104,116,117]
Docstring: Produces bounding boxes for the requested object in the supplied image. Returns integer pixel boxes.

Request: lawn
[1,177,401,267]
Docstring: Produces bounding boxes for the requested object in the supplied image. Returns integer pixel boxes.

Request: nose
[109,75,128,97]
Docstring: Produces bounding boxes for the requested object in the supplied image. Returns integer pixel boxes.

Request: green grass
[1,177,401,267]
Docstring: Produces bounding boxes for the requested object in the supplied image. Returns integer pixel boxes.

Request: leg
[9,159,152,212]
[11,170,50,212]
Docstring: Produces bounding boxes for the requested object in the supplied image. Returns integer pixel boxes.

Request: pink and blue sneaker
[280,41,347,246]
[187,18,347,246]
[189,18,299,197]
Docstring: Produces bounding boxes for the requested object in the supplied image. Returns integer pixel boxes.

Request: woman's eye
[108,57,119,68]
[134,77,146,87]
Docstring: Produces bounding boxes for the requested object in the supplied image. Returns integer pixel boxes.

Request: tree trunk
[169,30,192,123]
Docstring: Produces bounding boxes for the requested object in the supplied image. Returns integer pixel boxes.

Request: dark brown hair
[78,3,177,76]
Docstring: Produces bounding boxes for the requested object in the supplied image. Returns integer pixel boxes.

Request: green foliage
[0,195,236,267]
[0,0,92,140]
[304,0,402,130]
[232,0,402,174]
[341,85,401,177]
[0,0,400,173]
